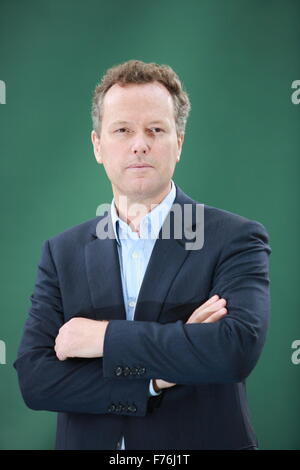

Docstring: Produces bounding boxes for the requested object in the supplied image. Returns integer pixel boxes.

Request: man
[14,60,271,450]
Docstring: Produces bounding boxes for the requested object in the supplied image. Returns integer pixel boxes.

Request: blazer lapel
[133,236,190,322]
[85,213,126,320]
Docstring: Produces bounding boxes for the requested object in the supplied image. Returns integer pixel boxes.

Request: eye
[115,128,128,133]
[149,127,163,134]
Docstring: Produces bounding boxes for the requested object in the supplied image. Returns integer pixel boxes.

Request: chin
[129,177,157,193]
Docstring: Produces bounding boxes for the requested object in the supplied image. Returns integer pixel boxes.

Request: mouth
[127,164,154,170]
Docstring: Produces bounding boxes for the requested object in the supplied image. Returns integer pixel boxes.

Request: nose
[131,135,150,157]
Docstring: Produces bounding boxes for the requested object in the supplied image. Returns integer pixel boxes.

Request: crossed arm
[14,219,271,414]
[54,295,228,391]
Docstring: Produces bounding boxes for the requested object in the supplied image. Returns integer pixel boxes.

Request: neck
[113,182,172,234]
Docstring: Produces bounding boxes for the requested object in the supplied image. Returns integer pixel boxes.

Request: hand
[54,318,109,361]
[153,378,176,391]
[153,294,227,390]
[186,294,227,324]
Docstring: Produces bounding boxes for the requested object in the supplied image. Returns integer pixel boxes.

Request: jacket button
[115,366,123,376]
[128,404,137,413]
[140,367,146,375]
[115,403,122,412]
[108,403,116,412]
[123,366,130,376]
[131,367,138,375]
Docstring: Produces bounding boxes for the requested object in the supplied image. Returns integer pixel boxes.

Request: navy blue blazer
[14,184,271,450]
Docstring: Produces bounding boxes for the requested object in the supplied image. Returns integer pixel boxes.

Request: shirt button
[129,301,136,308]
[132,251,140,259]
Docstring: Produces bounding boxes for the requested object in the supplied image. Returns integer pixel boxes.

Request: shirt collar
[110,180,176,245]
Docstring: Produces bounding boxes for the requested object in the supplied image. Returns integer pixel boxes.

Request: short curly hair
[91,60,191,136]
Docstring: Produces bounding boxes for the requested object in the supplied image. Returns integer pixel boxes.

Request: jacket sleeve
[13,239,155,417]
[102,220,272,384]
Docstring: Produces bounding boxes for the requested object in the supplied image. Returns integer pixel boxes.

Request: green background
[0,0,299,450]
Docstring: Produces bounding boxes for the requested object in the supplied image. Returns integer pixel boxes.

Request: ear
[176,134,184,162]
[91,130,102,164]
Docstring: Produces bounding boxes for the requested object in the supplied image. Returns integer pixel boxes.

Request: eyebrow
[110,120,167,127]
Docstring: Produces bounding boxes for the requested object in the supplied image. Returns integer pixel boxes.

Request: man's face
[91,81,184,202]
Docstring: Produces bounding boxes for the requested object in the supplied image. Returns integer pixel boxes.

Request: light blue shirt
[110,179,176,450]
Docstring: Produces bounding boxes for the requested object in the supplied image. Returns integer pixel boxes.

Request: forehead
[102,81,174,118]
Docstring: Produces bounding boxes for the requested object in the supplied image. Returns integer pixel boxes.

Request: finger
[200,298,227,316]
[57,353,67,361]
[202,308,227,323]
[54,344,67,361]
[187,296,219,322]
[192,297,226,319]
[199,294,220,309]
[187,298,226,323]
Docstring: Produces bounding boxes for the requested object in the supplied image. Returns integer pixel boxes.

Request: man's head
[91,60,191,204]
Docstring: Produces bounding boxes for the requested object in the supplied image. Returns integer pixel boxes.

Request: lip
[127,164,153,169]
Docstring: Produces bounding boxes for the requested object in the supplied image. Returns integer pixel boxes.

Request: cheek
[102,158,120,177]
[159,143,178,165]
[100,142,123,172]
